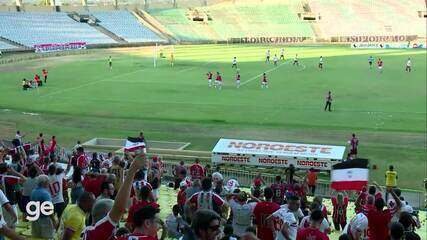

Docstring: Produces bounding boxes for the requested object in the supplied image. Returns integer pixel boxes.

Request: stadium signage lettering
[228,141,332,154]
[221,156,250,163]
[230,37,310,44]
[34,42,87,53]
[337,35,417,43]
[213,154,331,170]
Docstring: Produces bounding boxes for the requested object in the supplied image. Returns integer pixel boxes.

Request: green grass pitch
[0,44,425,190]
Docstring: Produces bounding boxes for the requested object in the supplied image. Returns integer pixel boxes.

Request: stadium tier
[310,0,426,37]
[149,1,314,41]
[0,12,116,46]
[90,10,165,43]
[0,40,17,50]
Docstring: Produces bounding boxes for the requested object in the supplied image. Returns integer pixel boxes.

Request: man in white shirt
[405,57,412,72]
[228,191,259,237]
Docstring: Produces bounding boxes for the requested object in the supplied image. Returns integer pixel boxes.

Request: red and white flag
[124,137,146,153]
[330,158,369,191]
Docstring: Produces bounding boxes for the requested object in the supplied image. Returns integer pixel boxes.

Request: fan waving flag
[331,158,369,191]
[124,137,146,153]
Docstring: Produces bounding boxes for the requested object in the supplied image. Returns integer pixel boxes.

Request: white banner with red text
[34,42,87,53]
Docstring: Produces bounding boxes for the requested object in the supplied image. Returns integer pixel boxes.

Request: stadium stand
[0,12,116,47]
[149,2,314,41]
[90,10,165,43]
[309,0,426,37]
[0,40,17,50]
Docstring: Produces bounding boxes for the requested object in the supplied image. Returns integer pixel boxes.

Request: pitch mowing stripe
[240,60,289,86]
[41,68,147,98]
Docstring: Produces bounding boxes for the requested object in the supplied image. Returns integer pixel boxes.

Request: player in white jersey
[293,54,299,66]
[273,54,278,66]
[319,56,324,70]
[405,57,412,72]
[232,57,238,69]
[266,50,271,63]
[280,48,285,60]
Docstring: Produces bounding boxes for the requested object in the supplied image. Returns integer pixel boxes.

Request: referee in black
[324,91,332,111]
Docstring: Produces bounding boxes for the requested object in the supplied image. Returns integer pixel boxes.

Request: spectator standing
[342,213,368,240]
[189,159,205,180]
[228,191,259,237]
[181,209,222,240]
[385,165,398,201]
[30,175,57,239]
[173,161,187,190]
[331,192,349,231]
[296,209,329,240]
[306,168,318,195]
[58,191,95,240]
[253,187,280,240]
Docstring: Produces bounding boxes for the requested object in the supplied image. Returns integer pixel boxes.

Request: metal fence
[161,160,426,210]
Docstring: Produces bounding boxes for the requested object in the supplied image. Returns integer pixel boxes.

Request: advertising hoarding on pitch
[211,138,346,170]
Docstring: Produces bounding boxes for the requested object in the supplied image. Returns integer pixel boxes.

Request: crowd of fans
[0,131,423,240]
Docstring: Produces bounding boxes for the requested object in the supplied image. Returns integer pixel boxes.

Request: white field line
[240,61,288,86]
[42,68,146,98]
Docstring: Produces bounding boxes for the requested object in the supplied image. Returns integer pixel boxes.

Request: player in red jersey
[189,158,205,180]
[348,133,359,158]
[253,187,280,240]
[331,192,349,231]
[377,58,384,73]
[34,74,41,86]
[297,209,329,240]
[215,72,223,90]
[82,154,145,240]
[261,73,268,88]
[42,69,48,83]
[235,71,241,88]
[207,71,213,88]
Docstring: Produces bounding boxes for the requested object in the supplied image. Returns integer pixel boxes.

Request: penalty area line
[240,61,288,86]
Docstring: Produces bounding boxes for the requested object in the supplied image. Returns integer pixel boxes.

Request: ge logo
[25,201,54,221]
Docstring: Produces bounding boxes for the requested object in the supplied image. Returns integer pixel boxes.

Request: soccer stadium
[0,0,426,239]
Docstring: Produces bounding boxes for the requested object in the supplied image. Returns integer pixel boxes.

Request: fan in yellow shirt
[57,192,95,240]
[385,165,398,188]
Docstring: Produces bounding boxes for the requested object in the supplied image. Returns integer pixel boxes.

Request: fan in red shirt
[126,186,159,231]
[313,196,329,223]
[271,176,286,205]
[364,188,401,240]
[331,192,349,231]
[188,178,226,216]
[42,69,48,83]
[48,135,57,161]
[253,187,280,240]
[119,205,165,240]
[297,209,329,240]
[189,159,205,180]
[76,147,89,174]
[177,181,187,214]
[82,173,111,197]
[83,154,146,240]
